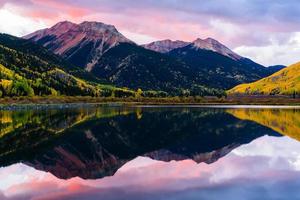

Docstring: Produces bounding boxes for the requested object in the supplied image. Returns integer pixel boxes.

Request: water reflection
[0,106,282,180]
[228,108,300,141]
[1,106,300,199]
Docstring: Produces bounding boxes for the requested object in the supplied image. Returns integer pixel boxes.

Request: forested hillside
[0,34,135,97]
[228,62,300,96]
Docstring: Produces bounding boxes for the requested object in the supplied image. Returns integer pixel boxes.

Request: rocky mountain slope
[24,21,133,71]
[192,38,242,60]
[143,37,283,89]
[0,33,133,97]
[142,39,190,53]
[168,40,271,89]
[147,38,281,89]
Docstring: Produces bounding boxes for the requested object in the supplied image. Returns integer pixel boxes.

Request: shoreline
[1,96,300,110]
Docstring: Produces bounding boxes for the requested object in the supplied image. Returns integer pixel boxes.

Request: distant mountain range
[144,38,242,60]
[228,62,299,96]
[167,41,272,89]
[23,21,282,94]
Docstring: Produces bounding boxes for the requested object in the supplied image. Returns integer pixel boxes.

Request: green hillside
[228,62,300,96]
[0,34,135,98]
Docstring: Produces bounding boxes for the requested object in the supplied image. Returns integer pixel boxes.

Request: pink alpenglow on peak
[23,21,133,71]
[143,38,242,61]
[142,39,190,53]
[192,38,242,60]
[24,21,78,43]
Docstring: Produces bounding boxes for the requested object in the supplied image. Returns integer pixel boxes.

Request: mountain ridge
[24,21,133,71]
[142,39,190,53]
[192,37,242,60]
[0,33,138,97]
[23,20,283,93]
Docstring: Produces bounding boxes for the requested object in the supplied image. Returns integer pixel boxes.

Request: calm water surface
[1,105,300,200]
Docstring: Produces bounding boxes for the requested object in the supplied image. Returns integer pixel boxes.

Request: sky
[0,0,300,66]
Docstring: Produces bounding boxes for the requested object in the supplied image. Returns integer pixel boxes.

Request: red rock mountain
[24,21,133,71]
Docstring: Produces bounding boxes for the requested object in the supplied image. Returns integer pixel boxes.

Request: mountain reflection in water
[1,106,300,200]
[0,106,285,179]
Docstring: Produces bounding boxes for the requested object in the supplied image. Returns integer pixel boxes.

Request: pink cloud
[1,1,300,67]
[1,147,298,200]
[2,0,296,47]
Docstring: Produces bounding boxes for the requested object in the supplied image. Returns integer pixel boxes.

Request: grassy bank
[0,95,300,106]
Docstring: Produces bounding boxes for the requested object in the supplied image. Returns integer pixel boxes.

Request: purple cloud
[1,0,300,65]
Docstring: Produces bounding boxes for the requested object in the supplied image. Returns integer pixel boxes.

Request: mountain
[168,39,274,89]
[142,39,190,53]
[267,65,286,74]
[90,43,225,96]
[192,38,242,60]
[25,21,281,92]
[0,33,133,97]
[145,37,279,89]
[148,38,285,80]
[143,38,241,60]
[25,22,227,95]
[24,21,133,71]
[145,38,281,89]
[228,62,300,96]
[91,43,192,92]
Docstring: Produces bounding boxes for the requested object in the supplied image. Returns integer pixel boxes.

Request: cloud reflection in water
[1,135,300,200]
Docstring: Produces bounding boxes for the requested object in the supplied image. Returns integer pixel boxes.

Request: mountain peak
[192,37,242,60]
[79,21,118,32]
[204,37,218,42]
[24,20,133,71]
[193,37,224,47]
[143,39,190,53]
[52,21,76,28]
[50,21,78,35]
[24,20,132,43]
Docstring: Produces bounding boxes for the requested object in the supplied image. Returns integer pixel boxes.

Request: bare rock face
[142,39,190,53]
[192,38,242,60]
[24,21,133,71]
[143,37,241,60]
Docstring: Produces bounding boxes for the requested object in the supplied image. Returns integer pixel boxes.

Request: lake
[1,105,300,200]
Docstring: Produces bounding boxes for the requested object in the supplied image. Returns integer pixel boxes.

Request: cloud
[235,32,300,66]
[1,0,300,65]
[0,4,46,36]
